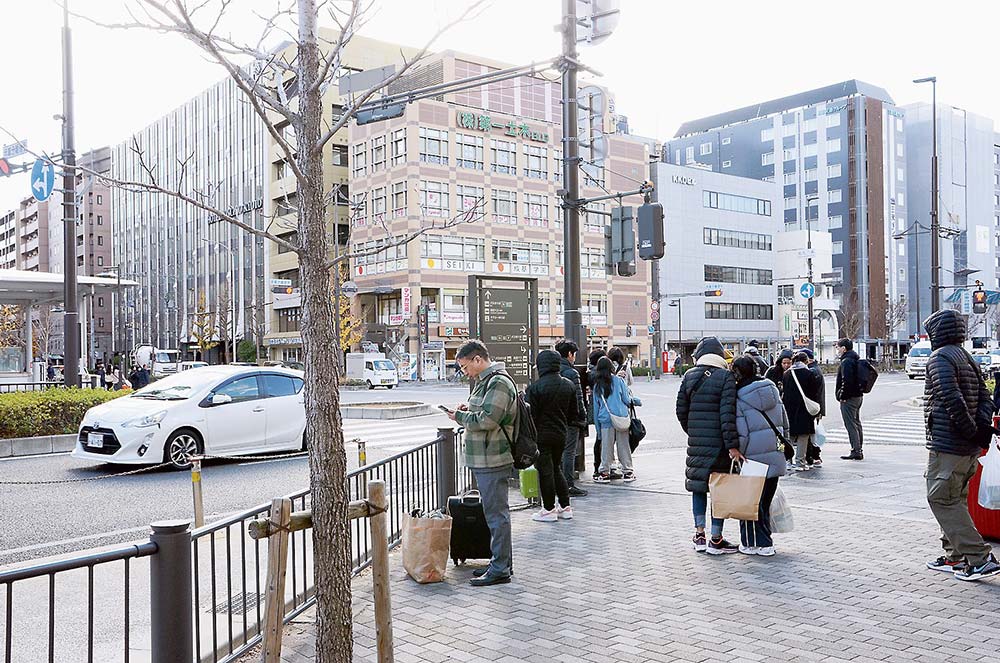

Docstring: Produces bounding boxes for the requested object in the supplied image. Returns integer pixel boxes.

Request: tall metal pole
[806,196,816,348]
[916,77,941,312]
[61,1,80,388]
[560,0,584,351]
[914,226,921,332]
[651,258,660,379]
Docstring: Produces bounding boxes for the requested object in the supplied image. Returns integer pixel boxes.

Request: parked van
[345,352,398,389]
[906,341,932,380]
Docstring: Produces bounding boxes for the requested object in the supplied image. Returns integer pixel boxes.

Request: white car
[179,361,209,371]
[71,366,306,469]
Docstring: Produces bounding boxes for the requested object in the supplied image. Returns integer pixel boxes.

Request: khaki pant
[925,450,992,567]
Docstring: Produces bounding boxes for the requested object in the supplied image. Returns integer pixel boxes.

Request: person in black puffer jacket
[922,309,1000,580]
[676,336,743,555]
[525,350,579,522]
[555,339,589,497]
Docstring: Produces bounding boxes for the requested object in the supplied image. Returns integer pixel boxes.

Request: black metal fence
[0,377,101,393]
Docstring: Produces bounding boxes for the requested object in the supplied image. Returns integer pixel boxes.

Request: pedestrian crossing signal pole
[60,0,81,387]
[560,0,585,352]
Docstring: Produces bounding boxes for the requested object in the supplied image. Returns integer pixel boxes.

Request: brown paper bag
[402,513,453,583]
[709,471,765,521]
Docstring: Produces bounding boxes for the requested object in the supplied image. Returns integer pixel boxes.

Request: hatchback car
[71,366,306,469]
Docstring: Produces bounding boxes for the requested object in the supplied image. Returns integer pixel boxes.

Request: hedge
[0,388,128,439]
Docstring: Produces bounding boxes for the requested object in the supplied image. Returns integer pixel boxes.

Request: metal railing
[0,377,101,393]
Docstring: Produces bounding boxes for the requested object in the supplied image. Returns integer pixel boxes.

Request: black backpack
[857,359,878,394]
[493,374,539,469]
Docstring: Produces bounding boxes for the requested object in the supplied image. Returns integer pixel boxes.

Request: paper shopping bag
[709,472,765,521]
[402,513,453,583]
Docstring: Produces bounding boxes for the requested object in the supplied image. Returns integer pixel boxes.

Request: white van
[905,341,931,379]
[346,352,398,389]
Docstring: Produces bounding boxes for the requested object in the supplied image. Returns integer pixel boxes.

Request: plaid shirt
[455,362,517,469]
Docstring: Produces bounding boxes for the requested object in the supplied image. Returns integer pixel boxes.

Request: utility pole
[915,76,940,312]
[61,1,80,388]
[560,0,585,351]
[806,195,818,350]
[651,257,660,379]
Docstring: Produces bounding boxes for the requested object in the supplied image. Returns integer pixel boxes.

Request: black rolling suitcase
[447,491,492,566]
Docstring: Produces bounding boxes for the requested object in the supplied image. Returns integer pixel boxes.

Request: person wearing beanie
[676,336,743,555]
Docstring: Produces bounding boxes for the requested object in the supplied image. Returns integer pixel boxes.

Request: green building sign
[456,111,549,143]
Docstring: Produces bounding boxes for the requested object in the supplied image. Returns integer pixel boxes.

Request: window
[782,123,797,137]
[804,168,817,182]
[419,181,449,217]
[96,195,103,205]
[491,139,516,174]
[390,128,406,165]
[418,128,448,165]
[352,141,367,177]
[523,145,547,179]
[97,215,103,225]
[553,149,562,183]
[457,185,483,214]
[421,236,484,268]
[371,136,386,171]
[582,294,608,321]
[828,215,843,229]
[802,118,817,133]
[354,236,408,273]
[826,138,841,153]
[524,193,547,226]
[761,152,774,166]
[827,113,841,128]
[704,264,773,285]
[700,142,712,155]
[444,292,465,311]
[783,172,797,185]
[371,186,386,225]
[784,196,797,210]
[492,189,517,223]
[898,243,905,257]
[897,167,905,182]
[581,248,606,278]
[705,303,773,320]
[828,189,842,203]
[828,163,842,178]
[722,160,732,168]
[98,296,104,307]
[391,182,407,217]
[783,147,797,161]
[277,308,300,333]
[897,143,904,158]
[760,128,774,142]
[685,146,694,163]
[832,241,844,255]
[456,133,484,170]
[722,137,731,145]
[98,318,104,328]
[262,374,299,397]
[898,268,906,281]
[802,143,818,157]
[97,256,104,267]
[703,227,772,251]
[97,236,103,246]
[492,240,549,272]
[351,192,367,227]
[777,284,795,304]
[896,118,903,132]
[897,192,905,207]
[216,376,260,403]
[703,190,772,216]
[276,231,297,254]
[331,144,348,167]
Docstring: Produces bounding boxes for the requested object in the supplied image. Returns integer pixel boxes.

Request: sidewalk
[261,441,1000,663]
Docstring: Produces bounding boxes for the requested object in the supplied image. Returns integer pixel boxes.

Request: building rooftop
[674,80,895,137]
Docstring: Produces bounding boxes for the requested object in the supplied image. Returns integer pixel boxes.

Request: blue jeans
[692,491,724,537]
[471,465,513,577]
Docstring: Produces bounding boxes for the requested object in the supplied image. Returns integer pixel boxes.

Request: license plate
[87,432,104,449]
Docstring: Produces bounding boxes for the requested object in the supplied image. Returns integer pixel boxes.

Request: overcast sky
[2,0,998,208]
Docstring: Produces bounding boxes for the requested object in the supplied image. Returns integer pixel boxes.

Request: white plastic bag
[978,443,1000,510]
[740,459,769,478]
[814,422,827,448]
[770,486,794,533]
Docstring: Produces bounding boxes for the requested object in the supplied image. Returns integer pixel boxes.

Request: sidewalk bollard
[357,438,367,467]
[436,428,457,510]
[190,456,204,528]
[149,520,193,663]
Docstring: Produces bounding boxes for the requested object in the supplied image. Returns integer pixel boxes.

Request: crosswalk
[824,408,926,446]
[341,413,453,452]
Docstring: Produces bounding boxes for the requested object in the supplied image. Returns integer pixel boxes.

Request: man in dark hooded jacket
[676,337,744,555]
[555,339,589,497]
[922,309,1000,581]
[835,339,864,460]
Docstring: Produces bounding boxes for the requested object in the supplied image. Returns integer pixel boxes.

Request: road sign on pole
[799,282,816,299]
[30,159,55,202]
[469,276,538,388]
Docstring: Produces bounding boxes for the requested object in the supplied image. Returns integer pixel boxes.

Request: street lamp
[804,194,819,350]
[913,76,940,312]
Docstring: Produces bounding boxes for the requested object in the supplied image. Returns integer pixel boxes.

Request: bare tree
[22,2,489,660]
[217,280,232,364]
[32,307,58,361]
[837,297,865,341]
[883,299,908,340]
[191,293,218,361]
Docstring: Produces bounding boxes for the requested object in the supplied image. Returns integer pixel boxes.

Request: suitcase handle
[462,490,481,505]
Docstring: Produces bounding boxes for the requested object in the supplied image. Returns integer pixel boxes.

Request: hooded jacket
[676,337,739,493]
[525,350,579,448]
[836,349,863,401]
[923,309,993,455]
[559,356,588,431]
[745,347,770,376]
[736,377,789,479]
[782,361,823,436]
[764,349,794,392]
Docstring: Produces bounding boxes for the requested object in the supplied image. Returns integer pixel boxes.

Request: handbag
[600,392,632,432]
[709,461,766,521]
[628,404,645,452]
[790,368,822,417]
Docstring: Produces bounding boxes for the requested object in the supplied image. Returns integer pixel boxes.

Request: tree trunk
[296,1,353,660]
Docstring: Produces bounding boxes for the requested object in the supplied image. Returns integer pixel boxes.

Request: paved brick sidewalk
[266,441,1000,663]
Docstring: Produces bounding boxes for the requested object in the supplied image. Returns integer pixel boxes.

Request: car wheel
[367,380,374,390]
[301,430,308,452]
[908,374,915,380]
[387,384,394,390]
[163,429,203,470]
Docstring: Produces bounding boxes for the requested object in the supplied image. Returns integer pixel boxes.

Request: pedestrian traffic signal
[704,289,723,297]
[973,288,988,314]
[272,286,294,295]
[0,158,10,177]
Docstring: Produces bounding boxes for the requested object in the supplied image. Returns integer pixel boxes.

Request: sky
[2,0,999,208]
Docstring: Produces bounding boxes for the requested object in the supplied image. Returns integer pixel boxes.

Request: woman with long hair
[592,356,641,483]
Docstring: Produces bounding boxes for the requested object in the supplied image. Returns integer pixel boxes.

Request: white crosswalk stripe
[825,408,926,446]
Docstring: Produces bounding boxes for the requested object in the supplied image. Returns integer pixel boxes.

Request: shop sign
[265,335,302,346]
[424,341,445,350]
[389,314,406,326]
[440,326,470,337]
[456,111,549,143]
[208,199,263,224]
[401,287,412,317]
[441,311,466,323]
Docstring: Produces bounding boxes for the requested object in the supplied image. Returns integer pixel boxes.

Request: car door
[204,375,267,454]
[260,373,306,448]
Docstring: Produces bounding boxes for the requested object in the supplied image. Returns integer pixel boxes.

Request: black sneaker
[568,486,588,497]
[927,556,967,573]
[706,537,739,555]
[594,473,611,483]
[954,554,1000,582]
[609,469,624,480]
[622,471,636,483]
[692,532,707,553]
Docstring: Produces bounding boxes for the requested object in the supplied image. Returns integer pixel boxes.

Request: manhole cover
[212,592,263,614]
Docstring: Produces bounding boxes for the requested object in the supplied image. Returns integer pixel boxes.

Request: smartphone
[437,405,455,414]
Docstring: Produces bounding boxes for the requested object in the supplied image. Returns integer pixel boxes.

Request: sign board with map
[468,276,539,388]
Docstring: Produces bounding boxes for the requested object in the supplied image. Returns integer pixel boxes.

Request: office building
[773,229,840,361]
[903,103,996,337]
[993,135,1000,291]
[0,207,20,269]
[664,81,907,345]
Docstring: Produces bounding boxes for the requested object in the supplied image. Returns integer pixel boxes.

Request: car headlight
[122,410,168,428]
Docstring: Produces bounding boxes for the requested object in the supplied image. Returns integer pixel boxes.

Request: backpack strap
[686,368,714,401]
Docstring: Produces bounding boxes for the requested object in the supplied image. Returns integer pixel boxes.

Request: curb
[1,434,77,458]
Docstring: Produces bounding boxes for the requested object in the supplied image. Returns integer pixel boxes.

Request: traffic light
[637,202,665,260]
[704,289,723,297]
[272,286,294,295]
[608,206,636,277]
[0,158,10,177]
[973,288,988,314]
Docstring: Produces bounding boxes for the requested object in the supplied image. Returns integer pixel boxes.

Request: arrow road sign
[30,159,55,202]
[800,282,816,299]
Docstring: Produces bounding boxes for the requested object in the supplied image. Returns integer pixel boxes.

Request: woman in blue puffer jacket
[592,356,641,483]
[732,357,788,557]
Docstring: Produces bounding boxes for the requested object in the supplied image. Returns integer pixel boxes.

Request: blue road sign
[800,282,816,299]
[647,324,655,335]
[30,159,55,202]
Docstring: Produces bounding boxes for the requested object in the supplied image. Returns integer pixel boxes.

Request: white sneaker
[738,545,758,555]
[532,508,558,523]
[756,546,776,556]
[557,506,573,520]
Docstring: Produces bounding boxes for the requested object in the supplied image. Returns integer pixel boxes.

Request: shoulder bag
[600,390,632,432]
[790,368,822,417]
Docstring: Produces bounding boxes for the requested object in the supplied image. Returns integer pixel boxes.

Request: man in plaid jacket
[448,339,518,586]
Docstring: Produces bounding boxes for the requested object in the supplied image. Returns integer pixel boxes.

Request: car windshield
[155,352,178,363]
[130,385,193,400]
[975,355,991,364]
[130,369,223,400]
[374,360,394,371]
[909,348,931,357]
